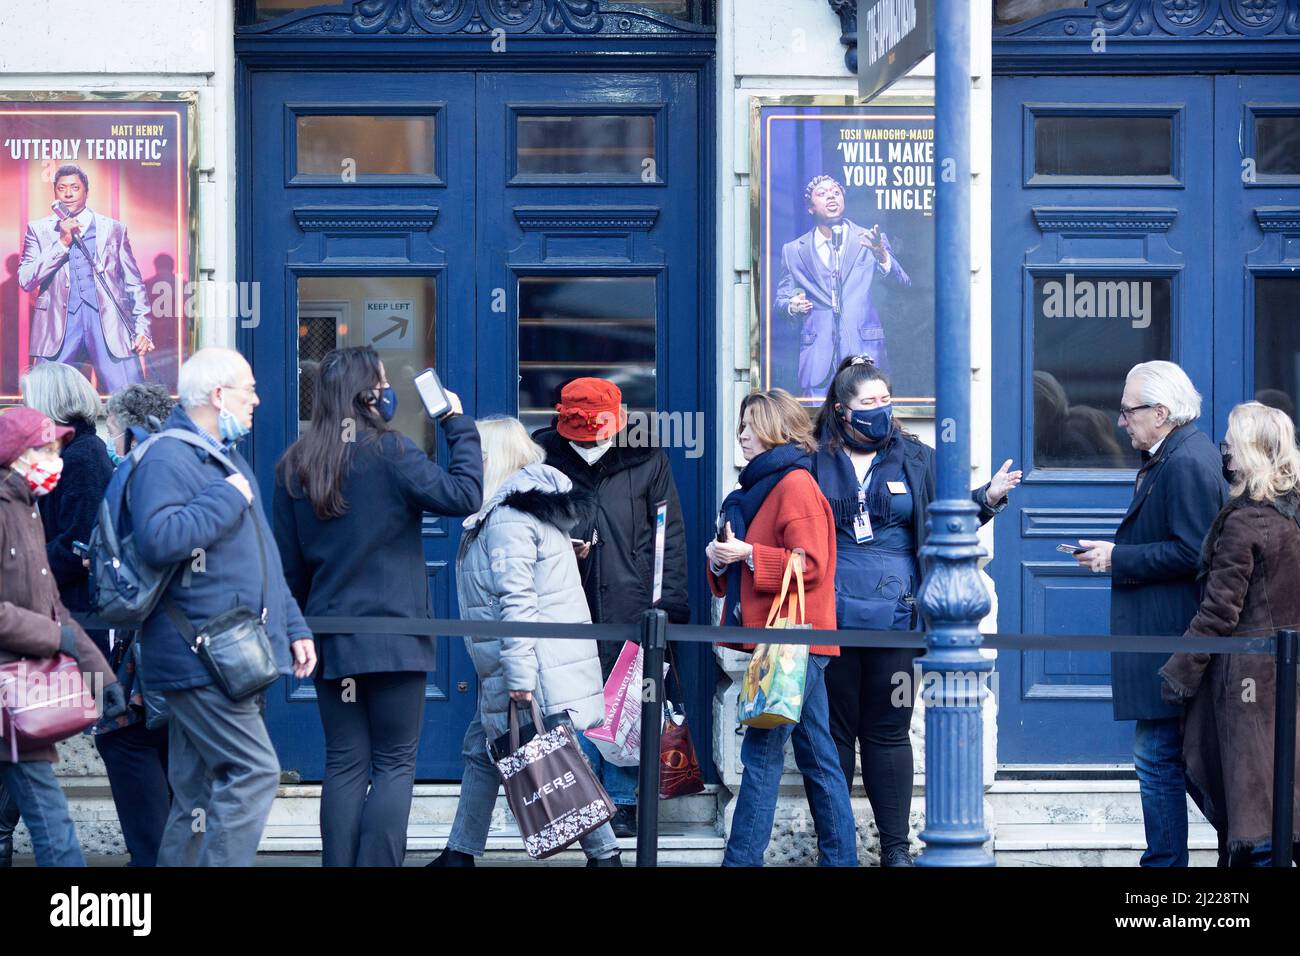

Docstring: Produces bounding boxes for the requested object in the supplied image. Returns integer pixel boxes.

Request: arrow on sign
[372,315,409,344]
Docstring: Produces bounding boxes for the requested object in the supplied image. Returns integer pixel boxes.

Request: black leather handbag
[161,500,279,702]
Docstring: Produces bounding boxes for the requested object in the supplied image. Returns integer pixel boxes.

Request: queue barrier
[80,611,1297,868]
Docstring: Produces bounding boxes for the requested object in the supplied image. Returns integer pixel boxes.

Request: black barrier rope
[72,611,1297,868]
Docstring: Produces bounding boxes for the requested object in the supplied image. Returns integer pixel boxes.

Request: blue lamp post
[914,0,995,867]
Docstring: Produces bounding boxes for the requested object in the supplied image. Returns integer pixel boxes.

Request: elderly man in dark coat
[1075,361,1228,867]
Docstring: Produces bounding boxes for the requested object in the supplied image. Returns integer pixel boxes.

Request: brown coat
[1160,492,1300,852]
[0,468,115,763]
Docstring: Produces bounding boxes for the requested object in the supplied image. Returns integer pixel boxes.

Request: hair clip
[849,355,876,368]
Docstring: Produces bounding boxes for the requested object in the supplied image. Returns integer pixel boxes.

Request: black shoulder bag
[160,446,280,701]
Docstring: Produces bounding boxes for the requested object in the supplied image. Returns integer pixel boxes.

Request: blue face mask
[846,404,893,444]
[376,386,398,423]
[102,435,123,467]
[217,396,251,444]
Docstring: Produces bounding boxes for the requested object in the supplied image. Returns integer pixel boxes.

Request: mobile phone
[412,367,452,420]
[1056,543,1089,555]
[72,540,90,558]
[716,523,728,542]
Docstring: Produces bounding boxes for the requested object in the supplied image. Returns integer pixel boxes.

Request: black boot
[0,783,19,868]
[586,852,623,867]
[880,845,914,868]
[425,847,476,868]
[611,806,637,839]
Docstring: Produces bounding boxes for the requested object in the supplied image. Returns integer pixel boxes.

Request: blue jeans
[1134,717,1189,867]
[446,700,620,860]
[723,653,858,867]
[0,761,85,867]
[577,735,639,807]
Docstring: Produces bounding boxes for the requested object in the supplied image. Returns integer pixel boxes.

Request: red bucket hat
[555,378,626,442]
[0,406,74,468]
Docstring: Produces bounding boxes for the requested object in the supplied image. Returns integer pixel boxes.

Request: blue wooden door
[991,75,1215,764]
[1211,76,1300,437]
[245,67,708,779]
[246,70,480,780]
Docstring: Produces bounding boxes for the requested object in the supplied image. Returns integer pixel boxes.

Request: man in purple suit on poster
[774,174,911,397]
[18,164,153,392]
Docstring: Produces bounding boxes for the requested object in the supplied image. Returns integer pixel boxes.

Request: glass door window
[296,275,438,444]
[517,275,656,433]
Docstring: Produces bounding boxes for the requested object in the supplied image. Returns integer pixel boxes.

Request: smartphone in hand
[1056,543,1089,555]
[71,540,90,559]
[413,367,452,420]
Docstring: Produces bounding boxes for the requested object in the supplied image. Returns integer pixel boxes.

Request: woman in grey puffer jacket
[431,417,621,867]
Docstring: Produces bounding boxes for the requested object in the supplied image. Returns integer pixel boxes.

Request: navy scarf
[814,419,906,535]
[718,443,811,626]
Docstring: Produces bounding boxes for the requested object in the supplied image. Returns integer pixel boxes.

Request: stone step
[260,821,726,865]
[14,779,723,860]
[993,822,1221,867]
[987,779,1209,827]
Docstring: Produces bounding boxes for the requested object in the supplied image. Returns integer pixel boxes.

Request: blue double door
[244,67,705,779]
[991,73,1300,764]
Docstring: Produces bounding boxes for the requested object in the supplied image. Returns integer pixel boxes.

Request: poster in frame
[751,94,936,416]
[0,91,199,404]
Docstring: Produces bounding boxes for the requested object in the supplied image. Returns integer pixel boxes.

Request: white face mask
[570,441,613,465]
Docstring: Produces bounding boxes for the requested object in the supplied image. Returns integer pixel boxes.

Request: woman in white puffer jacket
[431,416,620,867]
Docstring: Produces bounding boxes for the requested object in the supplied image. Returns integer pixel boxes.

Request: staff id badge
[853,509,874,544]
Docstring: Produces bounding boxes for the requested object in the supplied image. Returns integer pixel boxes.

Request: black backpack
[87,429,241,626]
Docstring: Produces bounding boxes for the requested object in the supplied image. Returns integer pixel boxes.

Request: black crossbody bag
[160,445,280,702]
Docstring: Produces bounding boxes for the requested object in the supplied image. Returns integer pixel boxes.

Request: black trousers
[95,722,171,867]
[315,671,427,867]
[825,646,921,855]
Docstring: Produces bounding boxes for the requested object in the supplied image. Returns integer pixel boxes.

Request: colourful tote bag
[738,551,811,729]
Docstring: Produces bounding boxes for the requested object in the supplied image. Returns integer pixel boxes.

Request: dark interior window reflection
[1253,277,1300,424]
[1032,276,1172,469]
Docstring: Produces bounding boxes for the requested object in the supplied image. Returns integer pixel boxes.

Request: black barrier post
[636,608,667,867]
[1273,629,1298,867]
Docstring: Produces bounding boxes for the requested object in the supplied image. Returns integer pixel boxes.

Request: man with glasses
[1073,361,1227,867]
[129,347,316,866]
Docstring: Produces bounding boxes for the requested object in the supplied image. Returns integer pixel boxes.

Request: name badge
[853,511,874,544]
[887,481,907,495]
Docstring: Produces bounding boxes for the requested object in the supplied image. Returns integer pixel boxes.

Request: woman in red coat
[706,389,856,866]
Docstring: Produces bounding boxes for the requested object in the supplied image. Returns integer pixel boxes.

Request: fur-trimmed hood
[463,463,589,540]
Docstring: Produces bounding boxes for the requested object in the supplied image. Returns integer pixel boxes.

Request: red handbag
[659,646,705,799]
[0,653,99,762]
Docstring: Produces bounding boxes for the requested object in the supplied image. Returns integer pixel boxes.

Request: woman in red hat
[0,407,121,867]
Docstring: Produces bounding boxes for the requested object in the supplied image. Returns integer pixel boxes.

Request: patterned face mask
[14,454,64,496]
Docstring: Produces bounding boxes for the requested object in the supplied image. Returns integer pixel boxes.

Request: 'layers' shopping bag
[495,700,614,860]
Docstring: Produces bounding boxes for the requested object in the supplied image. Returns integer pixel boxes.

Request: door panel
[992,75,1214,765]
[249,71,478,780]
[1213,76,1300,436]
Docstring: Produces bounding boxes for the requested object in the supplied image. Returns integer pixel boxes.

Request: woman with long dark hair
[812,356,1019,866]
[273,346,482,866]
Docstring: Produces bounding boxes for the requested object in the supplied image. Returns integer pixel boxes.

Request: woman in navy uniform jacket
[810,356,1018,866]
[1075,361,1228,867]
[274,346,482,867]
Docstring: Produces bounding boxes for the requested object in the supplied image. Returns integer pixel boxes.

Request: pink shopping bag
[583,640,643,767]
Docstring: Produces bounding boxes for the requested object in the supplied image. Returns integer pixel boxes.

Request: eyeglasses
[1118,403,1155,419]
[223,383,258,397]
[1219,441,1232,457]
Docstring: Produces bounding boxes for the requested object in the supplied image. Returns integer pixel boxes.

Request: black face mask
[1222,453,1234,486]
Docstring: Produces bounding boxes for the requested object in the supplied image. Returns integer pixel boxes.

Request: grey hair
[177,347,250,410]
[106,383,175,430]
[1126,361,1202,426]
[20,362,101,424]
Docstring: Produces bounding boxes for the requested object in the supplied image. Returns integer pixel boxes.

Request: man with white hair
[1074,360,1227,867]
[128,347,316,866]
